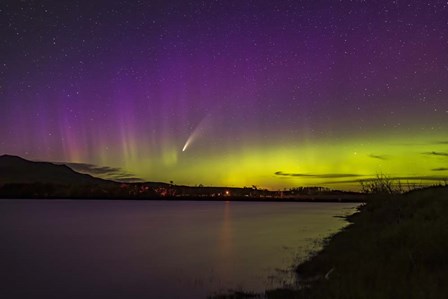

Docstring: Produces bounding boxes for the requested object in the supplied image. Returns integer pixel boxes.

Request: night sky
[1,1,447,190]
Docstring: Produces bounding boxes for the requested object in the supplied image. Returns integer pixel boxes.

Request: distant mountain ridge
[0,155,111,185]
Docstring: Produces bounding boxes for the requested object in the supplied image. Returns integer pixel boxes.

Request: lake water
[0,200,358,298]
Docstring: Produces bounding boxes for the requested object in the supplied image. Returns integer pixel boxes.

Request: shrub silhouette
[360,173,404,194]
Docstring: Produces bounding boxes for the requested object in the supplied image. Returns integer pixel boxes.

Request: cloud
[322,175,448,185]
[380,176,448,182]
[63,162,145,183]
[114,177,146,183]
[432,168,448,171]
[422,151,448,157]
[274,171,363,179]
[369,154,388,160]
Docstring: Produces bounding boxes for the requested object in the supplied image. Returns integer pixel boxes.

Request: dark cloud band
[63,162,144,183]
[275,171,363,179]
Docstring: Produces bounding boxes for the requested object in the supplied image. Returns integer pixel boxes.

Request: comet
[182,113,211,152]
[182,138,191,152]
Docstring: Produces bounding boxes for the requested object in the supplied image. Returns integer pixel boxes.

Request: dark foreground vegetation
[213,185,448,298]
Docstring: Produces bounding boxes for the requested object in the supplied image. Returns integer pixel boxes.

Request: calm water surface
[0,200,358,298]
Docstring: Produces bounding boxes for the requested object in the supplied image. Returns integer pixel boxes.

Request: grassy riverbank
[214,185,448,298]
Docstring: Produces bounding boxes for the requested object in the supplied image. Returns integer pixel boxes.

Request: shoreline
[211,185,448,298]
[0,194,366,203]
[263,186,448,298]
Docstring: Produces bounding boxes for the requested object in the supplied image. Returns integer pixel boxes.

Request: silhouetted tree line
[0,182,366,201]
[0,183,160,199]
[288,186,332,195]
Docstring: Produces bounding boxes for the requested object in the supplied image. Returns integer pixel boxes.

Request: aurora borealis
[1,1,447,190]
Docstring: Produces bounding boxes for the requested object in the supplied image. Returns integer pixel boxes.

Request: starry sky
[1,0,447,190]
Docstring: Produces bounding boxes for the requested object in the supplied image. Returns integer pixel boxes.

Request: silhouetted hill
[0,155,111,185]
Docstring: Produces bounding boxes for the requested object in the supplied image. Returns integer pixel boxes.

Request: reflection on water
[0,200,358,298]
[217,201,233,285]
